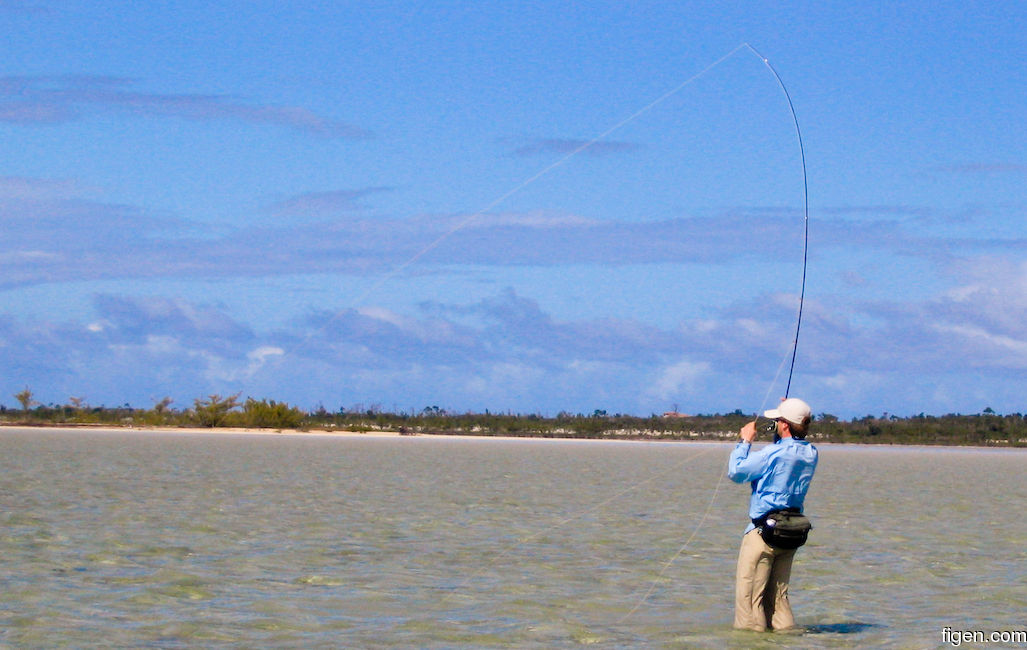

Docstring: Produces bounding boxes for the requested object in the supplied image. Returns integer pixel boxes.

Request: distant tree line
[2,388,1025,446]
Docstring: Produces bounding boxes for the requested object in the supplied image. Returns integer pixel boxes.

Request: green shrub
[192,393,241,428]
[242,398,305,430]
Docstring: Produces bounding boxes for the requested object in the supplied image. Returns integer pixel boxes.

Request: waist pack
[753,508,812,549]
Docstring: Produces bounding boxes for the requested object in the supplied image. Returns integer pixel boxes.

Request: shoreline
[0,423,725,445]
[1,423,1025,451]
[0,422,405,438]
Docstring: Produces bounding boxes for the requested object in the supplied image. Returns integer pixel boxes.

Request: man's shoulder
[799,440,819,465]
[783,438,818,459]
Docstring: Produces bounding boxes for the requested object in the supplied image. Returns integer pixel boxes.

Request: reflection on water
[1,428,1025,647]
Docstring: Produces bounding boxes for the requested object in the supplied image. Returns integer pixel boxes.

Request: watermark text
[943,627,1027,647]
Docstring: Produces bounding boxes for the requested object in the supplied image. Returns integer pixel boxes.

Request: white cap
[764,397,812,425]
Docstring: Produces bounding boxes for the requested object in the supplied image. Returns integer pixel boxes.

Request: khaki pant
[734,528,797,631]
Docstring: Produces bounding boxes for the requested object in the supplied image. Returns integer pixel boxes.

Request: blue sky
[1,1,1024,418]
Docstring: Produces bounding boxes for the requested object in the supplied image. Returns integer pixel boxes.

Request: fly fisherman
[727,397,818,632]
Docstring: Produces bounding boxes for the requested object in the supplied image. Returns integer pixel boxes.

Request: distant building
[662,411,691,419]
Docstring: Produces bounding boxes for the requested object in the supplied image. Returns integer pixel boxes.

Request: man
[727,397,818,632]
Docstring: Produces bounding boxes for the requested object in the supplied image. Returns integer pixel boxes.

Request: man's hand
[739,421,757,443]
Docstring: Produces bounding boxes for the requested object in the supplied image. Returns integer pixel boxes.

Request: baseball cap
[764,398,812,425]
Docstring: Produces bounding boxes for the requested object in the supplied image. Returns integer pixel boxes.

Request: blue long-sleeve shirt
[727,436,818,533]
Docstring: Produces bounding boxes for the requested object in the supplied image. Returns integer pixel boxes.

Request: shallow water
[1,428,1025,648]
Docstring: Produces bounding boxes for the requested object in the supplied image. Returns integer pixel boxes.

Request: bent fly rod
[744,43,810,399]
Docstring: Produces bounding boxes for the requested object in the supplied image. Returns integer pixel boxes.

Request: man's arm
[739,421,757,443]
[727,421,767,483]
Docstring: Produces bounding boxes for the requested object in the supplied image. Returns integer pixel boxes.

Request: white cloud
[249,345,285,361]
[355,306,407,328]
[930,323,1027,368]
[649,360,711,401]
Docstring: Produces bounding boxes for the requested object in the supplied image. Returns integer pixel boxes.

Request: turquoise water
[1,428,1025,648]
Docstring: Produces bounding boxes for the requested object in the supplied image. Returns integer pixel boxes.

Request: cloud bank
[4,256,1027,419]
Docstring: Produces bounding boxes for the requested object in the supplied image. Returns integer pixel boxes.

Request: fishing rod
[744,43,810,400]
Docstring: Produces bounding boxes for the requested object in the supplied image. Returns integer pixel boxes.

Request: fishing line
[617,459,727,624]
[616,44,810,625]
[276,43,751,363]
[759,343,797,416]
[436,443,720,608]
[614,366,787,625]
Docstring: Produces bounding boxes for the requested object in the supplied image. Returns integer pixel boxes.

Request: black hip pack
[753,508,812,549]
